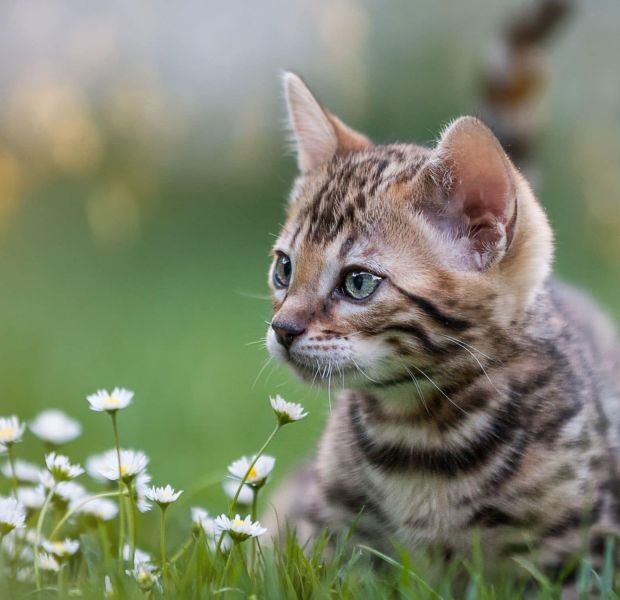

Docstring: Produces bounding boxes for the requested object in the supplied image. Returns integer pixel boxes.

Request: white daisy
[122,544,154,569]
[17,486,46,510]
[0,496,26,534]
[36,553,60,572]
[0,416,26,445]
[42,537,80,559]
[133,471,153,513]
[214,514,267,542]
[223,480,254,505]
[270,395,308,425]
[30,410,82,445]
[2,529,35,562]
[190,508,231,551]
[145,484,183,506]
[1,459,43,484]
[85,451,111,483]
[127,566,159,592]
[45,453,84,482]
[98,449,148,483]
[39,476,88,505]
[227,455,275,487]
[87,388,134,413]
[16,567,34,583]
[73,497,118,521]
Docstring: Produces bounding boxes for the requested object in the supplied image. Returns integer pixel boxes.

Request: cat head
[266,72,553,388]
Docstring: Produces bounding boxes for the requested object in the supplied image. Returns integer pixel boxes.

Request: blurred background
[0,0,618,544]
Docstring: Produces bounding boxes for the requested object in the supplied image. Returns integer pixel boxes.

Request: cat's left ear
[282,72,371,173]
[424,116,518,270]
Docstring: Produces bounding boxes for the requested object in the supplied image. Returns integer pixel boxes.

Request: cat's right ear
[282,72,370,173]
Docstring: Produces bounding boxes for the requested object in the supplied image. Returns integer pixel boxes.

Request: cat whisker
[440,334,498,363]
[252,356,273,389]
[235,290,272,301]
[350,356,380,384]
[439,334,503,397]
[403,365,431,417]
[408,363,469,417]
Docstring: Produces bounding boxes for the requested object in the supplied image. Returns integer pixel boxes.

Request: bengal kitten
[265,72,620,580]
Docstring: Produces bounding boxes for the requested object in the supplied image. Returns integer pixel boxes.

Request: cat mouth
[286,353,358,381]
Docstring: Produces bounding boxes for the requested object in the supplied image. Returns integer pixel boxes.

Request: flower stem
[250,488,259,575]
[49,490,123,540]
[127,481,139,569]
[6,444,18,498]
[33,484,56,590]
[227,423,280,516]
[160,506,168,574]
[218,541,235,588]
[110,412,125,568]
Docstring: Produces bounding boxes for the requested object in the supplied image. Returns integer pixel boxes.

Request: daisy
[30,410,82,445]
[54,482,88,506]
[87,388,134,413]
[145,485,183,507]
[17,486,46,510]
[270,395,308,425]
[133,471,153,513]
[214,514,267,543]
[0,496,26,534]
[227,455,275,487]
[123,544,154,569]
[45,453,84,481]
[36,553,60,572]
[85,450,111,483]
[73,497,118,521]
[190,507,231,551]
[0,416,26,445]
[42,537,80,560]
[2,529,35,562]
[98,449,148,483]
[223,480,254,505]
[1,459,43,484]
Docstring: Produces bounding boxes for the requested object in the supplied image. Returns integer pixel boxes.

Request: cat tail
[480,0,574,181]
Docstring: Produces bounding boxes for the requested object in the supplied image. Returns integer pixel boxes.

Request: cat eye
[273,253,292,288]
[341,270,382,300]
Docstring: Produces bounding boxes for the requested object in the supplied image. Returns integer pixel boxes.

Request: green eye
[342,271,382,300]
[273,254,292,288]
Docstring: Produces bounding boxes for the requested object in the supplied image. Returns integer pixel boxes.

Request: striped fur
[265,74,620,582]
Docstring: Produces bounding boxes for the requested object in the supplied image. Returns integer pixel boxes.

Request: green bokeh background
[0,0,618,545]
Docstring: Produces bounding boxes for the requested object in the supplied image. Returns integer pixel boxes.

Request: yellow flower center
[105,395,120,406]
[232,518,244,528]
[247,466,258,479]
[0,426,15,437]
[120,464,129,476]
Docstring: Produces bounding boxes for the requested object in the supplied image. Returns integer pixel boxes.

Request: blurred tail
[480,0,574,178]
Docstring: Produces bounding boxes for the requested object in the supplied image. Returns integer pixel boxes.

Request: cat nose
[271,319,306,349]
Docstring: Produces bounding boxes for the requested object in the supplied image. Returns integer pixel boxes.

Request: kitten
[265,72,620,582]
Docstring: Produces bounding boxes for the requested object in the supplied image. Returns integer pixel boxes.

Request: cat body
[265,73,620,577]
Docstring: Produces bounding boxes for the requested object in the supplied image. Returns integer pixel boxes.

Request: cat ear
[425,116,518,270]
[282,71,370,173]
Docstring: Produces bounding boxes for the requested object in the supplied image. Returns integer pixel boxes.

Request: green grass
[1,398,618,599]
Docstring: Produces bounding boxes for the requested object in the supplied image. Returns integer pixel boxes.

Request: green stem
[250,488,258,576]
[34,484,56,590]
[7,444,18,498]
[228,423,280,516]
[171,536,194,565]
[57,564,65,596]
[218,542,235,588]
[160,507,168,574]
[49,491,123,540]
[127,481,139,569]
[110,412,125,569]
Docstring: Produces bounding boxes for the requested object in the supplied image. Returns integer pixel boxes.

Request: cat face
[267,73,553,388]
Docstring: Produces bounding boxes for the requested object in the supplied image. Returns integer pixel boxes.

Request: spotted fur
[265,73,620,582]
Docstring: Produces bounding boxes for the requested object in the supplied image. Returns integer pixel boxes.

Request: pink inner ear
[430,117,517,269]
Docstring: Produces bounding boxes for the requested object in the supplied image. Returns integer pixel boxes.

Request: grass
[1,394,619,599]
